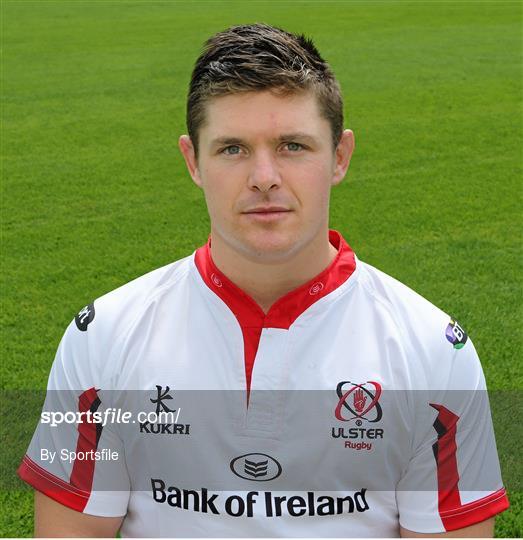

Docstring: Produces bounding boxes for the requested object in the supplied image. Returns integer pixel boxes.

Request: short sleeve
[17,305,130,517]
[396,333,509,533]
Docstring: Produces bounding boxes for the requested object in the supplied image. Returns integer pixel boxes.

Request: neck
[210,229,338,313]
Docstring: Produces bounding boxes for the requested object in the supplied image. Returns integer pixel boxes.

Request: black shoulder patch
[445,318,468,349]
[75,302,95,331]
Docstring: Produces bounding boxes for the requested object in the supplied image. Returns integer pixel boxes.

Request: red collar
[194,230,356,330]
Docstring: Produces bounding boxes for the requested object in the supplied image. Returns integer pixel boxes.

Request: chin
[236,231,302,264]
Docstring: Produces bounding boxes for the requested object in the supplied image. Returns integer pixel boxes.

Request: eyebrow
[209,132,319,148]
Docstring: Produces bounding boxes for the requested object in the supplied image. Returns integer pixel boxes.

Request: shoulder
[356,259,451,335]
[53,255,195,388]
[85,254,193,338]
[355,259,479,389]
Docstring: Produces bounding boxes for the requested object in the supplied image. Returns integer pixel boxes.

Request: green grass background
[1,0,521,536]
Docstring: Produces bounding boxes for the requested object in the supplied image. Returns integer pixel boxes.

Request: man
[18,23,508,537]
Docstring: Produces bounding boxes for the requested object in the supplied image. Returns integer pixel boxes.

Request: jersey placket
[242,326,292,437]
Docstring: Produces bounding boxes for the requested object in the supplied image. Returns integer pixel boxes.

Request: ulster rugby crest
[335,381,383,424]
[332,381,384,451]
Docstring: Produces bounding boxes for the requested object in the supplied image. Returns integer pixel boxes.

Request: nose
[247,150,282,193]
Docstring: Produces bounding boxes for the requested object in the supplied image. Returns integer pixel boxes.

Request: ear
[178,135,203,188]
[331,129,355,186]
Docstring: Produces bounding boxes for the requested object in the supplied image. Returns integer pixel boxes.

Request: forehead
[199,90,329,144]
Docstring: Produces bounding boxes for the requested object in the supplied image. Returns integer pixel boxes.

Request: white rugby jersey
[18,230,509,537]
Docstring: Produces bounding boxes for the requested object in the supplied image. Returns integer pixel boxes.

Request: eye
[284,142,304,152]
[221,145,242,155]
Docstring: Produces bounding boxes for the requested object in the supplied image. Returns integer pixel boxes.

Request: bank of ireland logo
[230,453,282,482]
[445,318,468,349]
[335,381,383,426]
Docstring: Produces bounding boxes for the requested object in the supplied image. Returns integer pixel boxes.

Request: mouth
[241,206,292,222]
[242,206,292,214]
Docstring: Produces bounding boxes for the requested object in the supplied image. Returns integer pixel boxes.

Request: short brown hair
[186,23,344,157]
